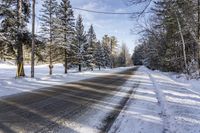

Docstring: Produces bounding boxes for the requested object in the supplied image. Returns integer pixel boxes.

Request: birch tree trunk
[175,13,188,73]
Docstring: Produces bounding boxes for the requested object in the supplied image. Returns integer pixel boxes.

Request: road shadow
[0,67,137,133]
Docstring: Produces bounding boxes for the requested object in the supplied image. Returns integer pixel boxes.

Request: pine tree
[85,25,96,70]
[73,15,87,72]
[56,0,75,74]
[94,41,105,70]
[102,35,111,67]
[0,0,30,77]
[40,0,58,75]
[110,36,118,68]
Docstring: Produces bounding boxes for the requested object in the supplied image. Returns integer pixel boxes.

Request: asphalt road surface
[0,67,138,133]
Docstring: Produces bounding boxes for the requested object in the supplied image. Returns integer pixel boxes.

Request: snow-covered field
[109,66,200,133]
[0,62,130,98]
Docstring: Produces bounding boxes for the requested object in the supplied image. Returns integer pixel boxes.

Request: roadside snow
[109,67,163,133]
[168,72,200,95]
[0,62,130,98]
[109,66,200,133]
[149,67,200,133]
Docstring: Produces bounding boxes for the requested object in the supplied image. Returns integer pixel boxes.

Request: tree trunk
[113,58,115,68]
[79,64,81,72]
[64,31,68,74]
[49,0,53,75]
[64,49,68,74]
[78,39,81,72]
[175,13,188,73]
[49,45,53,75]
[124,48,126,67]
[99,66,101,70]
[176,5,200,73]
[16,0,25,77]
[110,41,113,69]
[198,0,200,69]
[31,0,35,78]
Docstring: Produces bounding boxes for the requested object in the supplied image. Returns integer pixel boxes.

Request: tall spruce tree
[94,41,105,70]
[56,0,75,74]
[85,25,96,70]
[110,36,118,68]
[73,15,87,72]
[102,35,111,67]
[40,0,58,75]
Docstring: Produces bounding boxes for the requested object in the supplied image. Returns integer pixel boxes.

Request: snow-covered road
[0,64,200,133]
[0,67,139,133]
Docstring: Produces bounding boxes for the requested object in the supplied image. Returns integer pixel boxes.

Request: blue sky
[71,0,139,53]
[34,0,140,54]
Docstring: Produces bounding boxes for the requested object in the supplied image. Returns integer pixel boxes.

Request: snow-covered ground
[0,62,130,98]
[1,62,200,133]
[109,66,200,133]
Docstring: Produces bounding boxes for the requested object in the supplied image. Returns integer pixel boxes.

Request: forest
[0,0,132,77]
[132,0,200,78]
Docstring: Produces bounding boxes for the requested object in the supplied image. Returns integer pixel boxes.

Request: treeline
[132,0,200,77]
[0,0,132,77]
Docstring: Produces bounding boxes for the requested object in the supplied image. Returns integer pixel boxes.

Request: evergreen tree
[0,0,30,77]
[102,35,111,67]
[0,0,15,61]
[73,15,87,72]
[94,41,105,70]
[85,25,96,70]
[0,39,15,61]
[40,0,58,75]
[56,0,75,74]
[110,36,118,68]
